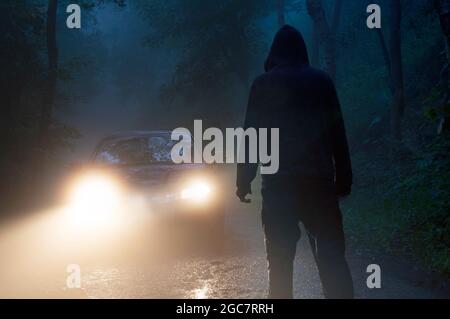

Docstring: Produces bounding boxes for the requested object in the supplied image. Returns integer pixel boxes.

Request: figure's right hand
[335,180,351,198]
[236,187,252,203]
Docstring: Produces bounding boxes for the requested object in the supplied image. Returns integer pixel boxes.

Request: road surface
[0,186,448,299]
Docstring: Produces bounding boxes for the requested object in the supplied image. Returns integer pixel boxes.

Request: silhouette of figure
[236,25,354,299]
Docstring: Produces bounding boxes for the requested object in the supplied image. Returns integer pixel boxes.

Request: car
[64,130,226,253]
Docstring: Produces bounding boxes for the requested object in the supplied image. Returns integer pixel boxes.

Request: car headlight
[63,172,130,235]
[180,180,212,202]
[68,173,123,216]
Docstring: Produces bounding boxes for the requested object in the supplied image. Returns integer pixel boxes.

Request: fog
[1,0,448,298]
[56,1,314,160]
[58,3,177,158]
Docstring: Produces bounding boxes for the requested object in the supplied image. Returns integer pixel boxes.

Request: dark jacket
[236,25,352,195]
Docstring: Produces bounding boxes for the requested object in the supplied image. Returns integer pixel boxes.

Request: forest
[0,0,449,277]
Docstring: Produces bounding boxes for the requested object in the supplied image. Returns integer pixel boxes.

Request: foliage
[138,0,271,126]
[344,134,450,275]
[0,0,82,213]
[331,0,450,275]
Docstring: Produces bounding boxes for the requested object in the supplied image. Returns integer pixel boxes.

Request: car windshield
[94,134,182,165]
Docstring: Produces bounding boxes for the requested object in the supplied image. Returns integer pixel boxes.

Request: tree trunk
[306,0,343,82]
[277,0,285,27]
[389,0,405,140]
[435,0,450,51]
[331,0,343,31]
[376,28,394,94]
[310,22,320,67]
[38,0,58,151]
[435,0,450,134]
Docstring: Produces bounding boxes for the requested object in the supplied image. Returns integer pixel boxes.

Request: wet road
[0,190,448,299]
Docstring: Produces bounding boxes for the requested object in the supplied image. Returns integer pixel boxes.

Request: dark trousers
[261,178,354,299]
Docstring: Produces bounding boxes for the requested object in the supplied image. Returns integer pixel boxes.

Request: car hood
[115,163,205,189]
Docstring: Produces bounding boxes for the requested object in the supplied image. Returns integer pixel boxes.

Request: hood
[264,25,310,72]
[117,163,204,188]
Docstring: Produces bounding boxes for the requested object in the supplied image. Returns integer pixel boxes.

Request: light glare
[66,173,123,226]
[181,181,212,202]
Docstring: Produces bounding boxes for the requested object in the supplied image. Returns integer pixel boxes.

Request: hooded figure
[236,25,354,299]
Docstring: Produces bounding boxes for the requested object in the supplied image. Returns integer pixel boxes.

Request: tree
[435,0,450,133]
[36,0,122,155]
[435,0,450,57]
[376,1,405,140]
[0,0,48,210]
[310,22,320,67]
[38,0,59,153]
[0,0,44,140]
[277,0,285,27]
[306,0,344,82]
[375,29,394,94]
[140,0,270,126]
[389,0,405,140]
